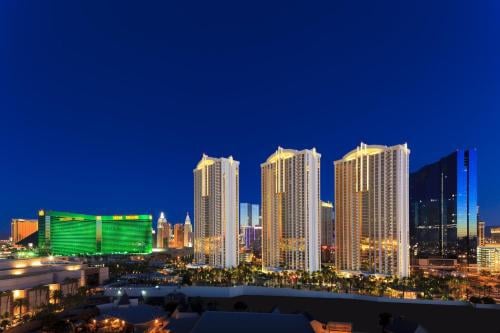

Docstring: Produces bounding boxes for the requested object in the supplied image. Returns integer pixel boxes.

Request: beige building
[0,257,108,318]
[491,226,500,244]
[11,218,38,243]
[194,154,239,268]
[477,244,500,272]
[321,201,334,246]
[261,147,321,272]
[335,143,410,277]
[320,201,335,264]
[156,212,170,249]
[173,223,184,249]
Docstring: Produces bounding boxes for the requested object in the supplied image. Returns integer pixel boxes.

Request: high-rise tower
[156,212,168,249]
[335,143,410,277]
[194,154,239,268]
[410,149,478,264]
[261,147,321,272]
[184,212,193,248]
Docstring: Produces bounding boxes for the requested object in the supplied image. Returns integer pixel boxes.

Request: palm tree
[12,298,28,318]
[51,290,63,306]
[377,282,388,297]
[400,277,413,299]
[77,286,88,298]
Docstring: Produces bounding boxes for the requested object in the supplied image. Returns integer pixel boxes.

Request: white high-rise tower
[261,147,321,272]
[194,154,239,268]
[184,212,193,248]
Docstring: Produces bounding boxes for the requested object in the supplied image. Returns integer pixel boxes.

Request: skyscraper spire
[184,212,193,248]
[157,212,168,249]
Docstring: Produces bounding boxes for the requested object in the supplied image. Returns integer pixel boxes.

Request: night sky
[1,1,499,237]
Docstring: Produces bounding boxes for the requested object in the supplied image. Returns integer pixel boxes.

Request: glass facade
[240,203,260,227]
[410,149,477,264]
[38,210,152,255]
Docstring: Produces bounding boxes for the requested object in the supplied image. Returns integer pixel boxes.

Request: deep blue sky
[1,1,499,237]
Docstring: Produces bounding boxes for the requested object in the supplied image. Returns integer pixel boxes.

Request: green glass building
[38,210,152,255]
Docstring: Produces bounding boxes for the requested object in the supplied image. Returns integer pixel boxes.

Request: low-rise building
[411,258,459,277]
[477,244,500,272]
[11,218,38,244]
[491,227,500,244]
[95,293,167,332]
[189,311,315,333]
[0,257,108,318]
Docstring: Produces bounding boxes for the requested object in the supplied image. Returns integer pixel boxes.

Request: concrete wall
[103,285,500,309]
[60,280,79,296]
[0,272,55,292]
[27,287,49,311]
[0,270,84,292]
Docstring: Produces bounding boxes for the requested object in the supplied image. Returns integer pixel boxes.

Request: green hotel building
[38,210,152,255]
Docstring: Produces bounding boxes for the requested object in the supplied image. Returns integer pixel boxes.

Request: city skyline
[3,145,497,234]
[2,1,500,237]
[2,2,500,331]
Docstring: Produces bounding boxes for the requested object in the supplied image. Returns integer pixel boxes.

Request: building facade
[156,212,169,249]
[409,149,478,264]
[193,154,239,268]
[173,223,184,249]
[38,210,152,255]
[477,244,500,272]
[478,221,485,247]
[261,147,321,272]
[11,219,38,244]
[320,201,334,246]
[320,201,334,264]
[240,203,260,227]
[491,227,500,244]
[239,203,261,257]
[183,213,193,248]
[0,257,108,319]
[335,143,410,277]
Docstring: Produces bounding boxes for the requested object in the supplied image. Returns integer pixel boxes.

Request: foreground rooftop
[190,311,314,333]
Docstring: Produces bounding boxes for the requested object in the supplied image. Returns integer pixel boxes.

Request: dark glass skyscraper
[410,149,478,264]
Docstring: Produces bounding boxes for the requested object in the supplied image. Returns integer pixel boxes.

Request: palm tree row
[176,264,496,302]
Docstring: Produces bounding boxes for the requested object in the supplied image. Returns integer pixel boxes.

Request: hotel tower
[335,143,410,277]
[184,212,193,248]
[194,154,239,268]
[261,147,321,272]
[410,149,478,264]
[156,212,169,249]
